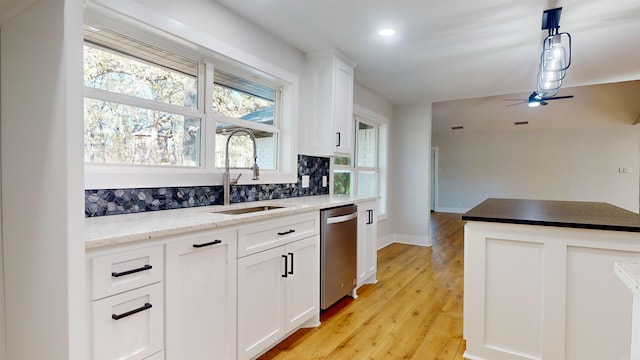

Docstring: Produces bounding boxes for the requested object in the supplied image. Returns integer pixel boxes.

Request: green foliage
[333,172,351,195]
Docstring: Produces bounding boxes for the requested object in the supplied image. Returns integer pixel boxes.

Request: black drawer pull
[112,302,152,320]
[111,264,152,278]
[277,229,295,236]
[193,239,222,248]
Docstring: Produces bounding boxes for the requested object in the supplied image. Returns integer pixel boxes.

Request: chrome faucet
[223,128,260,205]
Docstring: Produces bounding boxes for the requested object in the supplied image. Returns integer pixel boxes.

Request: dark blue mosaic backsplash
[85,154,330,217]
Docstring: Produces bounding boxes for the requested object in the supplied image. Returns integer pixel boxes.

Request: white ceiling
[214,0,640,105]
[2,0,639,109]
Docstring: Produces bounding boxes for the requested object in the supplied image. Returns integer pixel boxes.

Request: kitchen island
[461,199,640,360]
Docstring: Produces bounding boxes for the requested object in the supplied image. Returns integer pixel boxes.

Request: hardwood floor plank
[258,212,466,360]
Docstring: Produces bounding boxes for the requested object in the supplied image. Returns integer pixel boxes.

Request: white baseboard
[377,234,394,250]
[391,234,432,247]
[377,233,432,249]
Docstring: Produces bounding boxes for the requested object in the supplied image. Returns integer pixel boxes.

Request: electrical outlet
[302,175,310,188]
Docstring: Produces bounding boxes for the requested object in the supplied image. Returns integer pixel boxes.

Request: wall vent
[451,126,464,130]
[514,121,529,126]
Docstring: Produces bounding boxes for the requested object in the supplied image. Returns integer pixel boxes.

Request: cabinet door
[237,246,286,360]
[165,230,237,360]
[365,208,377,277]
[285,235,320,333]
[357,201,378,287]
[333,58,354,155]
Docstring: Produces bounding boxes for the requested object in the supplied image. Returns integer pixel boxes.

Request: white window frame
[84,3,298,189]
[331,106,389,219]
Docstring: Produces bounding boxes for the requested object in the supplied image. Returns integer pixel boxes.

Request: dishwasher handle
[326,212,357,225]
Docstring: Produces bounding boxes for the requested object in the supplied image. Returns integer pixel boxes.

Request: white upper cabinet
[303,49,356,157]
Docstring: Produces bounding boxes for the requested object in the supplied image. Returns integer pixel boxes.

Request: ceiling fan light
[528,101,541,108]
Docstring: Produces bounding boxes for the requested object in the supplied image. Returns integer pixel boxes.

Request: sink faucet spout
[223,128,260,205]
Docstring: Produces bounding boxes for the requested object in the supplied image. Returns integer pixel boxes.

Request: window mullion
[84,87,203,119]
[204,62,215,170]
[212,114,280,135]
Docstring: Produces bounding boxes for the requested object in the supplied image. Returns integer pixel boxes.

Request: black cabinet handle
[288,252,294,275]
[368,209,374,225]
[111,264,152,278]
[277,229,295,236]
[193,239,222,248]
[336,132,341,147]
[112,302,152,320]
[282,255,288,278]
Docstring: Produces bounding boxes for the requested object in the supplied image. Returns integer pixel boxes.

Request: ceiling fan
[504,91,574,107]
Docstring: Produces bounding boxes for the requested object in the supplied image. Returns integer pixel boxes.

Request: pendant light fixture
[536,7,571,98]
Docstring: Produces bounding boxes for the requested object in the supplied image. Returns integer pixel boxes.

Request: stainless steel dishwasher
[320,204,358,310]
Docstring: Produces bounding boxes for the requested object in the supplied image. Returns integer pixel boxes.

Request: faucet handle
[230,173,242,185]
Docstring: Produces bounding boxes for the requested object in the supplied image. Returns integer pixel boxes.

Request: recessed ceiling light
[378,28,395,37]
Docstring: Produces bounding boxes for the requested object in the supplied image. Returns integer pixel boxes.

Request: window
[82,21,295,189]
[355,121,379,198]
[332,114,387,215]
[332,157,353,195]
[213,70,280,170]
[83,25,201,167]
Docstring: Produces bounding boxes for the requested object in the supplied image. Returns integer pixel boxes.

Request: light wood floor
[258,212,466,360]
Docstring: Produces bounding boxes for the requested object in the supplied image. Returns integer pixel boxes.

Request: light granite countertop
[615,261,640,298]
[85,194,376,249]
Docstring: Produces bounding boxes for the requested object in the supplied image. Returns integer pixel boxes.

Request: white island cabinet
[237,212,320,360]
[165,229,237,360]
[357,199,378,288]
[462,199,640,360]
[614,261,640,360]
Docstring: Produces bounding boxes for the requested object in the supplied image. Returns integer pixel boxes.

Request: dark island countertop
[462,198,640,233]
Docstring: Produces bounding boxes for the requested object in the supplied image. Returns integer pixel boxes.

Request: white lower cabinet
[165,230,237,360]
[88,244,165,360]
[237,235,319,360]
[357,200,377,288]
[87,209,325,360]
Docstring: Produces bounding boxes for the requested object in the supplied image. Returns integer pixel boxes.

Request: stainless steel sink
[211,205,285,215]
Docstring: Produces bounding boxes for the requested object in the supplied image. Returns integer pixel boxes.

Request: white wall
[1,0,85,358]
[126,0,307,77]
[432,127,640,213]
[354,82,393,120]
[389,104,432,246]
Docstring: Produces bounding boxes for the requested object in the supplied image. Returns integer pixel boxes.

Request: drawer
[91,244,163,300]
[92,282,164,360]
[238,212,319,258]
